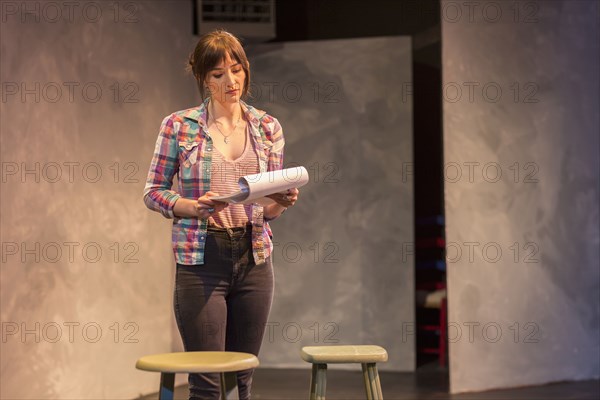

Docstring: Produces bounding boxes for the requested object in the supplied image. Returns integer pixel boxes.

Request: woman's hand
[195,191,228,219]
[266,188,299,208]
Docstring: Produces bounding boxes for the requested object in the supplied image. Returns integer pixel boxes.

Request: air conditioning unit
[197,0,276,41]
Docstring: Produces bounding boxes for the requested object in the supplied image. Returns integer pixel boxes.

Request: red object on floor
[416,282,447,366]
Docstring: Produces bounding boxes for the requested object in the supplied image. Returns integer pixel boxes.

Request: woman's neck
[209,99,242,122]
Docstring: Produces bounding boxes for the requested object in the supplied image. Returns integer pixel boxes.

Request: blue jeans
[174,224,274,400]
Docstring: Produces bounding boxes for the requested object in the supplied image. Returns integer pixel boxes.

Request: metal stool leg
[158,372,175,400]
[310,363,327,400]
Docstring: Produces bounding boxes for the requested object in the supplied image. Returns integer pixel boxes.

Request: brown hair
[187,30,251,100]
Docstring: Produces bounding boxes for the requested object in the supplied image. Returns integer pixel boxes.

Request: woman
[143,30,299,400]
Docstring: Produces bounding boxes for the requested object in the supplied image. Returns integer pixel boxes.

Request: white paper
[210,166,309,205]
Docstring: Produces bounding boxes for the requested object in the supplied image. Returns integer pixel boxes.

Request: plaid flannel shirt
[143,98,285,265]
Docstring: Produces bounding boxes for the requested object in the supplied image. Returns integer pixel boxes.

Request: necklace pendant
[224,137,229,144]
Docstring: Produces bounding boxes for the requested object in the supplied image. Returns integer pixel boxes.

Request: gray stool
[300,345,388,400]
[136,351,259,400]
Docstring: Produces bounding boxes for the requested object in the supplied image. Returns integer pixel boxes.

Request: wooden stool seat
[136,351,259,400]
[300,345,388,400]
[301,345,388,364]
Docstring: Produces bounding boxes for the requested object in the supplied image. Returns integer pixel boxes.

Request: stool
[135,351,259,400]
[300,345,388,400]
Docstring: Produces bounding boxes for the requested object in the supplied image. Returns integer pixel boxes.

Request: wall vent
[197,0,276,41]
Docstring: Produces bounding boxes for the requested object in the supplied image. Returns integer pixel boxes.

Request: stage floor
[137,363,599,399]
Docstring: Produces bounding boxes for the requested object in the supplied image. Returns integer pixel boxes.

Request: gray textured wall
[442,0,599,393]
[246,37,415,371]
[0,2,196,398]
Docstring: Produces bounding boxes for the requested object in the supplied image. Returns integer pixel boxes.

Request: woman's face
[204,53,246,105]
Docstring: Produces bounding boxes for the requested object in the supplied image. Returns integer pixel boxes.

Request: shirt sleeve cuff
[164,192,182,219]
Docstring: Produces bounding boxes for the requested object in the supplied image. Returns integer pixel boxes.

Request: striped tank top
[208,126,260,228]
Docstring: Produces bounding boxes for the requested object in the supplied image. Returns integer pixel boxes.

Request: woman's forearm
[175,198,287,220]
[173,198,199,218]
[264,203,287,220]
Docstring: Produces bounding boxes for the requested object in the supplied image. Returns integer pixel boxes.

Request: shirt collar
[182,98,263,128]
